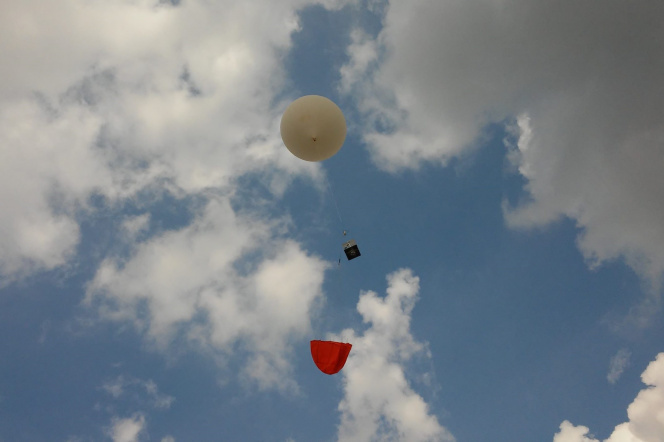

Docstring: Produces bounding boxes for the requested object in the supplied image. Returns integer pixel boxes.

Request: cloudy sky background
[1,0,663,441]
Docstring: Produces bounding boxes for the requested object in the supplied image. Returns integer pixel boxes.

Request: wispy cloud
[607,348,631,385]
[101,375,175,410]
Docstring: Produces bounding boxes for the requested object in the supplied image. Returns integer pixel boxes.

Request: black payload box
[342,239,361,261]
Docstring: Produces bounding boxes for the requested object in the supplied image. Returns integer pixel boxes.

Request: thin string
[322,172,349,316]
[323,172,345,234]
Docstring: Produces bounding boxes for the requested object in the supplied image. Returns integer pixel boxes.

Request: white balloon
[280,95,347,162]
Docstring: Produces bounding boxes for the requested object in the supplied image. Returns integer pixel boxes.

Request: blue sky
[1,1,664,441]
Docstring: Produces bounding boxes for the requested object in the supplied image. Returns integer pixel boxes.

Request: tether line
[323,172,345,234]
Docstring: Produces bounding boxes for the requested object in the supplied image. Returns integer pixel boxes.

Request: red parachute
[310,340,352,375]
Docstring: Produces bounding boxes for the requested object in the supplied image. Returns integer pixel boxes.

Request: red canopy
[310,340,352,375]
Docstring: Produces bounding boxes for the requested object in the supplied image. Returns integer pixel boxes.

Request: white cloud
[108,414,146,442]
[554,421,599,442]
[0,0,350,394]
[87,197,328,391]
[339,30,379,97]
[0,0,347,282]
[341,0,664,287]
[608,349,631,385]
[554,352,664,442]
[0,99,109,280]
[95,377,172,442]
[334,269,454,442]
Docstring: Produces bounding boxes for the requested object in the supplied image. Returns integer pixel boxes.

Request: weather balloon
[310,340,352,375]
[280,95,346,162]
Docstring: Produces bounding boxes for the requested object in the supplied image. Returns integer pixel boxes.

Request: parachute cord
[322,173,349,318]
[323,173,345,235]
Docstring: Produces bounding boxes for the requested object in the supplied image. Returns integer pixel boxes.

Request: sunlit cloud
[107,414,146,442]
[554,352,664,442]
[333,269,454,442]
[87,197,328,391]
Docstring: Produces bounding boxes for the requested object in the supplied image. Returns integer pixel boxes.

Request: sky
[0,0,663,441]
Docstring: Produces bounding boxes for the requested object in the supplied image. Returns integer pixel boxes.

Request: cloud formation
[0,0,347,395]
[0,0,346,282]
[0,99,111,279]
[334,269,454,442]
[554,352,664,442]
[87,197,328,391]
[341,0,664,287]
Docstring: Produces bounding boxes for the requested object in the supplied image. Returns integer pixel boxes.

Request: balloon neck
[312,137,317,142]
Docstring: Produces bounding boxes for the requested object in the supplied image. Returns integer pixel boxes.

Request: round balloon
[280,95,347,162]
